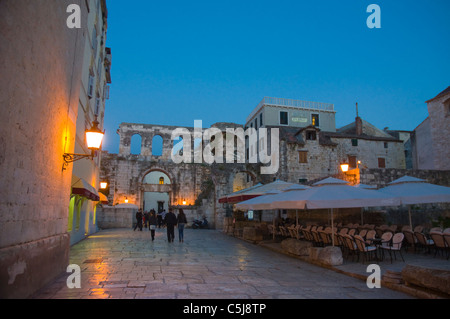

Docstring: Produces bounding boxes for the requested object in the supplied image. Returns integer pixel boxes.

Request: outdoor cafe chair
[348,228,357,236]
[343,234,358,262]
[311,229,323,247]
[287,225,297,238]
[339,227,348,235]
[414,232,434,254]
[403,230,418,252]
[381,232,405,263]
[413,225,424,233]
[430,232,447,259]
[380,231,393,248]
[444,234,450,260]
[354,235,377,264]
[279,226,289,238]
[430,227,443,234]
[319,230,332,246]
[359,229,368,239]
[365,230,376,244]
[301,226,314,242]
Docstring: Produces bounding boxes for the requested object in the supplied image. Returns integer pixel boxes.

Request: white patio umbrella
[378,176,450,229]
[267,177,400,245]
[236,184,310,239]
[353,183,377,224]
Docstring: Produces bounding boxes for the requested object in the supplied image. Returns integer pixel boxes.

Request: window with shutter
[298,151,308,163]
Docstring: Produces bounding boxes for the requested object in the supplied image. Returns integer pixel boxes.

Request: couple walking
[164,208,188,243]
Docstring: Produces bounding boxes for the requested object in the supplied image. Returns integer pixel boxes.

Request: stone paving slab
[31,228,414,299]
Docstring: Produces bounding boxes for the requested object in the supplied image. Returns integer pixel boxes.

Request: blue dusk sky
[102,0,450,153]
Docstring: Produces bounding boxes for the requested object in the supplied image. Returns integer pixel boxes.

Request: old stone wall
[427,92,450,170]
[0,0,87,298]
[100,122,266,230]
[358,168,450,188]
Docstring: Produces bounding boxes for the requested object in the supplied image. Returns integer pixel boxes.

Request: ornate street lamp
[62,116,105,171]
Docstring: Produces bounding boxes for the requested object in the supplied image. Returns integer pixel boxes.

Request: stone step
[382,270,403,284]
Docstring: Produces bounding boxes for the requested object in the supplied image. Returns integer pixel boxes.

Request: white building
[68,0,112,245]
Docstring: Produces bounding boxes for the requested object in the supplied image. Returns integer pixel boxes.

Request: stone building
[99,122,266,230]
[0,0,110,298]
[247,99,406,183]
[411,86,450,170]
[68,0,112,245]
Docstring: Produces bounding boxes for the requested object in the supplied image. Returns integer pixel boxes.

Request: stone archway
[140,168,174,212]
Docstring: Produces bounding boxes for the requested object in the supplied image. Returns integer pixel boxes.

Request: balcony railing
[246,97,335,123]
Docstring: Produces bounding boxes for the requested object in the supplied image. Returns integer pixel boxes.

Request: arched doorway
[141,170,172,213]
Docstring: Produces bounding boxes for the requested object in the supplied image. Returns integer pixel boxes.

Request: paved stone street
[32,228,412,299]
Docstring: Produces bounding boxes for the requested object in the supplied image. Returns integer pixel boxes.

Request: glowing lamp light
[182,200,187,205]
[125,197,129,203]
[62,116,105,171]
[340,163,349,172]
[100,182,108,189]
[85,117,104,150]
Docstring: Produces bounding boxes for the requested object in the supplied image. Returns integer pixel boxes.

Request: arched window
[152,135,163,156]
[143,171,171,185]
[130,134,142,155]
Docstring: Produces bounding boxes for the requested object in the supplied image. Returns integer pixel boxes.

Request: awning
[71,175,100,201]
[218,183,263,204]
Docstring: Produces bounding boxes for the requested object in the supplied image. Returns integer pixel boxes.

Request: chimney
[355,102,362,135]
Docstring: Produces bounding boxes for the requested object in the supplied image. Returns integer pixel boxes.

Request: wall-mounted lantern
[63,116,105,170]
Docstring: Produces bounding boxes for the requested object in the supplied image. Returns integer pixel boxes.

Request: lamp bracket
[62,152,94,171]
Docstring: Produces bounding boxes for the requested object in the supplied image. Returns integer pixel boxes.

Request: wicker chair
[403,230,417,252]
[414,232,434,254]
[430,232,447,259]
[354,235,377,264]
[381,232,405,263]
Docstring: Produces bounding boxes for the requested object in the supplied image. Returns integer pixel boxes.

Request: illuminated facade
[69,0,112,245]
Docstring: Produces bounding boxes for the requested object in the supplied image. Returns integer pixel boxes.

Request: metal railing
[246,97,334,123]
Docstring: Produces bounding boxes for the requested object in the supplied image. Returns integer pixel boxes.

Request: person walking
[161,209,167,228]
[148,209,157,241]
[143,210,149,229]
[177,208,187,242]
[164,208,177,243]
[157,210,163,228]
[133,209,143,231]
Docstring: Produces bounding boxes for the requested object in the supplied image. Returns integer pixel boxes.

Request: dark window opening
[306,131,316,140]
[280,111,288,125]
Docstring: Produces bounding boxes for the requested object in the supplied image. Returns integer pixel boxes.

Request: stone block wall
[0,0,87,298]
[427,91,450,171]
